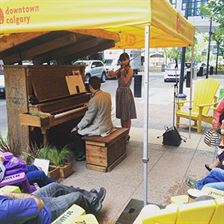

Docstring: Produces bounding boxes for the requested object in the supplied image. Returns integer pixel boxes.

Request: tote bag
[204,129,220,147]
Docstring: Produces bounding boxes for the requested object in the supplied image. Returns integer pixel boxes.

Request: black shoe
[75,154,86,161]
[90,189,98,194]
[185,177,197,189]
[93,187,106,213]
[205,164,212,171]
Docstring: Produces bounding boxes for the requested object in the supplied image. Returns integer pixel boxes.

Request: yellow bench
[52,204,99,224]
[0,185,21,193]
[134,198,224,224]
[52,204,86,224]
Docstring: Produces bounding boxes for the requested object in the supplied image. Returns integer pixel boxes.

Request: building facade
[169,0,217,32]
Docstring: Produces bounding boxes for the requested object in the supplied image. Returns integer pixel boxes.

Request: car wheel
[85,73,91,83]
[101,72,106,83]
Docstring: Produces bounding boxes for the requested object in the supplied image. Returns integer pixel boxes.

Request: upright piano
[4,65,90,152]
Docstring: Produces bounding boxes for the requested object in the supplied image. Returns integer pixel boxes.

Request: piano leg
[41,128,48,146]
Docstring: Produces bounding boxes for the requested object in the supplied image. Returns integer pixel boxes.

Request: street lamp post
[176,0,189,99]
[206,17,213,79]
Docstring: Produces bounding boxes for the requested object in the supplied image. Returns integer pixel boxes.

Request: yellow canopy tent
[0,0,194,48]
[0,0,195,205]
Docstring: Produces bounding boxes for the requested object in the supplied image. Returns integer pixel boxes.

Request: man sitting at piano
[71,76,113,161]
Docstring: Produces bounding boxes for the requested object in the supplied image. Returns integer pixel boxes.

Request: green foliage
[218,64,224,71]
[0,134,11,152]
[36,145,72,166]
[200,0,224,27]
[164,48,181,60]
[163,48,181,61]
[36,146,51,159]
[213,27,224,57]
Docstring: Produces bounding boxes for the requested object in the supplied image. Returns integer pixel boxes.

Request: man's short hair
[89,77,101,90]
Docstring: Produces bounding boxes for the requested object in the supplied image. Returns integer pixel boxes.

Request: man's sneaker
[75,153,86,161]
[185,177,197,188]
[90,189,98,194]
[92,187,106,213]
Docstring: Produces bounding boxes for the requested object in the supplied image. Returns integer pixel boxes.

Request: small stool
[83,127,128,172]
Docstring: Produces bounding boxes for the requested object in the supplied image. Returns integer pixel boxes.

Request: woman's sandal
[126,135,130,143]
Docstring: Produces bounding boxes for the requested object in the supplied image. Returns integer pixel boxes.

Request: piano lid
[29,65,86,103]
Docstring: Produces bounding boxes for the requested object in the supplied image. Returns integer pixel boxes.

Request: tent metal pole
[189,45,194,138]
[143,25,150,206]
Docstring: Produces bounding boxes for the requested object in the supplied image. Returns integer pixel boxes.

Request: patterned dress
[116,68,137,120]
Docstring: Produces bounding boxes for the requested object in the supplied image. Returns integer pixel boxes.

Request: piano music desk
[83,128,128,172]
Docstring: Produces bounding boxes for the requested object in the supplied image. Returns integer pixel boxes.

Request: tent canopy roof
[0,0,195,63]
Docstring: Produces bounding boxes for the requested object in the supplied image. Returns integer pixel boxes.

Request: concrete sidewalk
[62,74,223,223]
[63,127,216,223]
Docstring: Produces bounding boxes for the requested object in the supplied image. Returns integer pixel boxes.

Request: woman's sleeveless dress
[116,69,137,120]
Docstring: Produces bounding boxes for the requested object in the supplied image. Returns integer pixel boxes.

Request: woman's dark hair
[89,76,101,90]
[119,53,130,62]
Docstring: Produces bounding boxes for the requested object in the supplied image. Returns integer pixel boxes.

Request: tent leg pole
[143,25,150,206]
[189,45,194,138]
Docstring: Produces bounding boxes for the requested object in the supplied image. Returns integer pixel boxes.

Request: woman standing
[108,53,137,142]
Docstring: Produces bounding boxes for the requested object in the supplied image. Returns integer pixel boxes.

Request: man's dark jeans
[71,131,85,156]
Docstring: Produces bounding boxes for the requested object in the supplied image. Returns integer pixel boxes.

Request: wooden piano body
[4,65,90,153]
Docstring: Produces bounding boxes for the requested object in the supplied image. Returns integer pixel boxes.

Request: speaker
[134,75,142,98]
[186,71,191,88]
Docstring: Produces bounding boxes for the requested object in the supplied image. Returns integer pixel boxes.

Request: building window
[169,0,177,8]
[182,0,207,16]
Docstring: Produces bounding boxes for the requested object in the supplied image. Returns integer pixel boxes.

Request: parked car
[104,59,119,79]
[73,60,107,83]
[196,62,209,76]
[163,63,186,82]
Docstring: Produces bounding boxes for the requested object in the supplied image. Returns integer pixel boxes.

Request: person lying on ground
[0,152,54,187]
[185,168,224,191]
[0,182,106,224]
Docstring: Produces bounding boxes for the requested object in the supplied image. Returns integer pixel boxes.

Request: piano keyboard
[54,106,87,119]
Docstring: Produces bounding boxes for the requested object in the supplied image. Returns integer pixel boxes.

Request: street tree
[201,0,224,27]
[212,27,224,73]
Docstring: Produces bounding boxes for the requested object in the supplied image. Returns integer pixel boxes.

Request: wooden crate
[83,128,128,172]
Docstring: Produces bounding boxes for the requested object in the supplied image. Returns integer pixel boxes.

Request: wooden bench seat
[83,127,129,172]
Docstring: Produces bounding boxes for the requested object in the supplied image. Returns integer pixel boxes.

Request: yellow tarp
[0,0,195,48]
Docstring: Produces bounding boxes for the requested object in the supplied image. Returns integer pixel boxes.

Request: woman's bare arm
[122,68,133,84]
[107,69,120,78]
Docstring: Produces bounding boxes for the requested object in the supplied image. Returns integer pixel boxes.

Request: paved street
[0,72,178,137]
[2,72,223,135]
